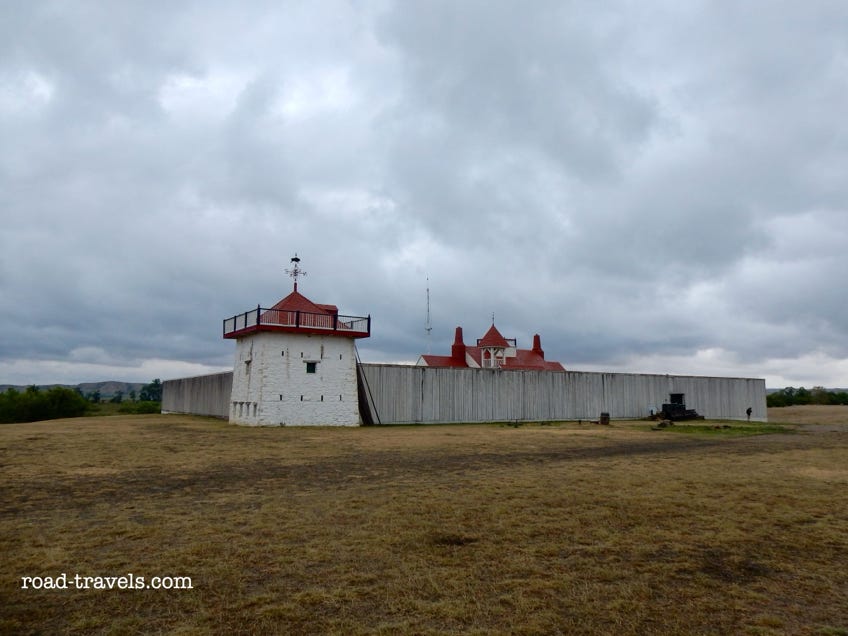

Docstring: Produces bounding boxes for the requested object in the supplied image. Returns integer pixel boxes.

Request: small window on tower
[306,361,317,374]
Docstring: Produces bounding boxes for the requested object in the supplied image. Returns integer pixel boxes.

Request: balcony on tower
[223,304,370,339]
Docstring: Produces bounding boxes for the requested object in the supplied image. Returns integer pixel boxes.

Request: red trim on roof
[225,323,369,339]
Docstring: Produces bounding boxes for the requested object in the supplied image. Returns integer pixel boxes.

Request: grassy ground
[767,404,848,427]
[1,406,847,634]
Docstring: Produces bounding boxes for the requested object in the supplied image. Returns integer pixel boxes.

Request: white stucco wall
[229,331,359,426]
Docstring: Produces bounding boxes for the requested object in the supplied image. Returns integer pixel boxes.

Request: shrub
[118,401,161,414]
[0,387,89,423]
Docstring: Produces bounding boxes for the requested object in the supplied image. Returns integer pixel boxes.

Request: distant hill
[0,381,146,398]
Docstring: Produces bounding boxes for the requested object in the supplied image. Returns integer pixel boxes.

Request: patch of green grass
[656,421,794,436]
[86,401,161,417]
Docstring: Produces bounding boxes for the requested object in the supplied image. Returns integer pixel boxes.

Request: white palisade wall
[229,331,359,426]
[164,362,768,425]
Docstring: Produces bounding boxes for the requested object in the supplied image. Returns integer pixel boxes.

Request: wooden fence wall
[358,365,767,424]
[162,365,767,424]
[162,372,232,418]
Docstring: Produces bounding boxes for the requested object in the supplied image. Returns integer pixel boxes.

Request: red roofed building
[418,324,565,371]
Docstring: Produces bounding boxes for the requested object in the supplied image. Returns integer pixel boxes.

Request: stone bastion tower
[222,255,371,426]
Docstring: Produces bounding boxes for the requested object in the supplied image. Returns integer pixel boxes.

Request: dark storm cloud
[377,1,660,242]
[1,1,846,386]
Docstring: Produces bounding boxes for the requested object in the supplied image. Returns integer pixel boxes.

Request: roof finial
[492,312,495,325]
[285,253,307,292]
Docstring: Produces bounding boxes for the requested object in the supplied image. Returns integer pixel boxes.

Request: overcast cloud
[1,0,847,388]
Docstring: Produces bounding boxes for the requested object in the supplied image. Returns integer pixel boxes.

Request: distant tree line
[83,379,161,404]
[767,387,848,407]
[0,386,88,423]
[0,379,164,423]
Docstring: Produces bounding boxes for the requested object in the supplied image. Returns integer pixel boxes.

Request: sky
[1,1,847,389]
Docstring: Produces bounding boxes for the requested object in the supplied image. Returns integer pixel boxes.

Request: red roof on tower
[270,289,338,316]
[478,324,511,348]
[222,256,370,339]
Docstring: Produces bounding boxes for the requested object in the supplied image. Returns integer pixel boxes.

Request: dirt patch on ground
[4,424,842,515]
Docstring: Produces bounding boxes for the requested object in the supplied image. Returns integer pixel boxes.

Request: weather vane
[285,254,307,291]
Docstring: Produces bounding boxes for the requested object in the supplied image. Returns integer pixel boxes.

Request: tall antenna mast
[425,277,432,353]
[285,253,307,292]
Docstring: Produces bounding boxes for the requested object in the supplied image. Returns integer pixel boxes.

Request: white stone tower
[222,256,371,426]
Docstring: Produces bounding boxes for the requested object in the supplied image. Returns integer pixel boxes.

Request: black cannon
[659,393,704,421]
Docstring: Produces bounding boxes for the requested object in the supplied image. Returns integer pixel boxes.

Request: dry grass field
[1,406,847,635]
